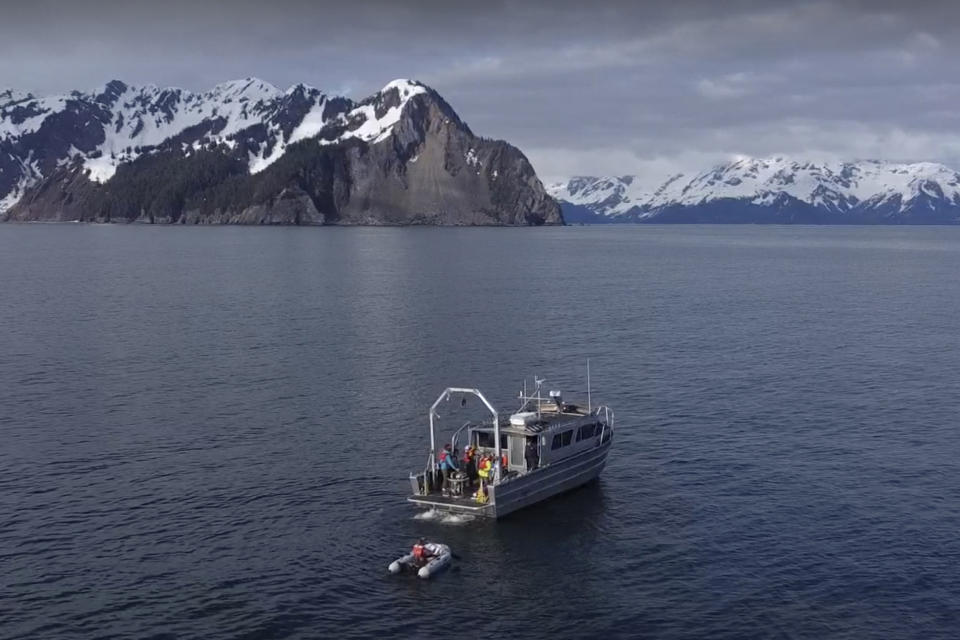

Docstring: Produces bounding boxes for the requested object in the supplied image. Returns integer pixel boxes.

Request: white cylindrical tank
[509,412,538,426]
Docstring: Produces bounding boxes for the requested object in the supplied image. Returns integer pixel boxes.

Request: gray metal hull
[487,439,610,518]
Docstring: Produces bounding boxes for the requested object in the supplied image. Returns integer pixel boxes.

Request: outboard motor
[549,390,563,412]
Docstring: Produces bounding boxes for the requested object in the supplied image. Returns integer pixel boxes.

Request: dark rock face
[1,80,562,226]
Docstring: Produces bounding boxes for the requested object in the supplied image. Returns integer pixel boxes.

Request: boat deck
[408,493,491,512]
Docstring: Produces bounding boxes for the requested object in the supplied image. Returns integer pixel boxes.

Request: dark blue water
[2,225,960,639]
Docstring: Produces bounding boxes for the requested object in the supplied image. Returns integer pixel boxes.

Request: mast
[536,376,542,415]
[587,358,592,413]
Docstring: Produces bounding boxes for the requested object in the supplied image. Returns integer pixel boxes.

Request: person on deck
[463,446,477,487]
[477,454,492,488]
[525,437,539,471]
[439,443,459,495]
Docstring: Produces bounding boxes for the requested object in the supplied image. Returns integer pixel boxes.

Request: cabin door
[508,436,525,471]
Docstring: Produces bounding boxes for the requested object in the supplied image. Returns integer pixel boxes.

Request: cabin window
[476,432,508,449]
[601,428,611,444]
[551,433,562,450]
[561,430,572,446]
[578,423,596,441]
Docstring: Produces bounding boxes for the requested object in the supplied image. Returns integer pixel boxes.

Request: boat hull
[488,438,610,518]
[407,439,610,519]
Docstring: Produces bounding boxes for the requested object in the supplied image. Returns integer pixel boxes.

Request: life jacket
[413,544,426,560]
[501,453,508,468]
[439,450,454,469]
[478,458,491,478]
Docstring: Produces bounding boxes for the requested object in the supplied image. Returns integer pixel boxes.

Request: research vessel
[408,374,614,519]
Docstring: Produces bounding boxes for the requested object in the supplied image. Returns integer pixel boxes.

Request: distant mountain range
[549,158,960,224]
[0,79,561,225]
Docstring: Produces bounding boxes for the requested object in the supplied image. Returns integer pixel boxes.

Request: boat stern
[407,493,495,517]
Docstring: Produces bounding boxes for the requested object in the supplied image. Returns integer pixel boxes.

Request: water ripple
[1,225,960,638]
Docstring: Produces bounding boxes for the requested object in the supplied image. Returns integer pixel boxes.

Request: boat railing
[450,421,472,452]
[594,405,614,427]
[595,405,614,443]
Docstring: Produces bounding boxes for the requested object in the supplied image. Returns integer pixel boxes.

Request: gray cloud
[4,0,960,180]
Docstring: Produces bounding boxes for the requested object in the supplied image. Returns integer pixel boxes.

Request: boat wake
[413,508,475,525]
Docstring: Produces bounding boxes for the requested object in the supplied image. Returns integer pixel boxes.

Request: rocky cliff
[0,79,562,226]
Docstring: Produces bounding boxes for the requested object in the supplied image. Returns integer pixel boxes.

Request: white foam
[413,508,475,525]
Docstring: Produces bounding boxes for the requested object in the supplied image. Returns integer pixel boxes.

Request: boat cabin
[466,403,610,474]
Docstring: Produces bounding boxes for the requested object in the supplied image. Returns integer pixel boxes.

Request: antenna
[535,375,545,415]
[587,358,592,413]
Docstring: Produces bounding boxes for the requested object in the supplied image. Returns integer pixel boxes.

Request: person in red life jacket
[411,538,444,567]
[462,445,477,487]
[438,443,459,495]
[412,538,425,560]
[412,538,433,565]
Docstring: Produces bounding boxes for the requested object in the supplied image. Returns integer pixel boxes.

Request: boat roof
[472,405,598,436]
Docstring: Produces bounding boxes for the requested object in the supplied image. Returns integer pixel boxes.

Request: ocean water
[2,224,959,639]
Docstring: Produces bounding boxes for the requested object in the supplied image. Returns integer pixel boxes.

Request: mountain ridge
[1,78,562,225]
[548,157,960,224]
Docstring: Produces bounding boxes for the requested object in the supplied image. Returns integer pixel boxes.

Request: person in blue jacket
[439,443,459,495]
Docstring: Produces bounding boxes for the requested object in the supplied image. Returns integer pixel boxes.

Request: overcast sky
[3,0,960,181]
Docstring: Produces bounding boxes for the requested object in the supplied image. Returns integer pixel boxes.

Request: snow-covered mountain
[0,78,560,225]
[548,157,960,224]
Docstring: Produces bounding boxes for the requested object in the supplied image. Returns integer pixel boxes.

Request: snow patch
[0,153,41,213]
[249,96,331,173]
[0,95,65,140]
[0,188,20,213]
[247,147,279,174]
[381,78,426,99]
[465,148,481,170]
[84,154,119,183]
[287,97,328,146]
[321,79,426,147]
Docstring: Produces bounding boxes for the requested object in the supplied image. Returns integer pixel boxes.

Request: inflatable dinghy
[388,542,452,579]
